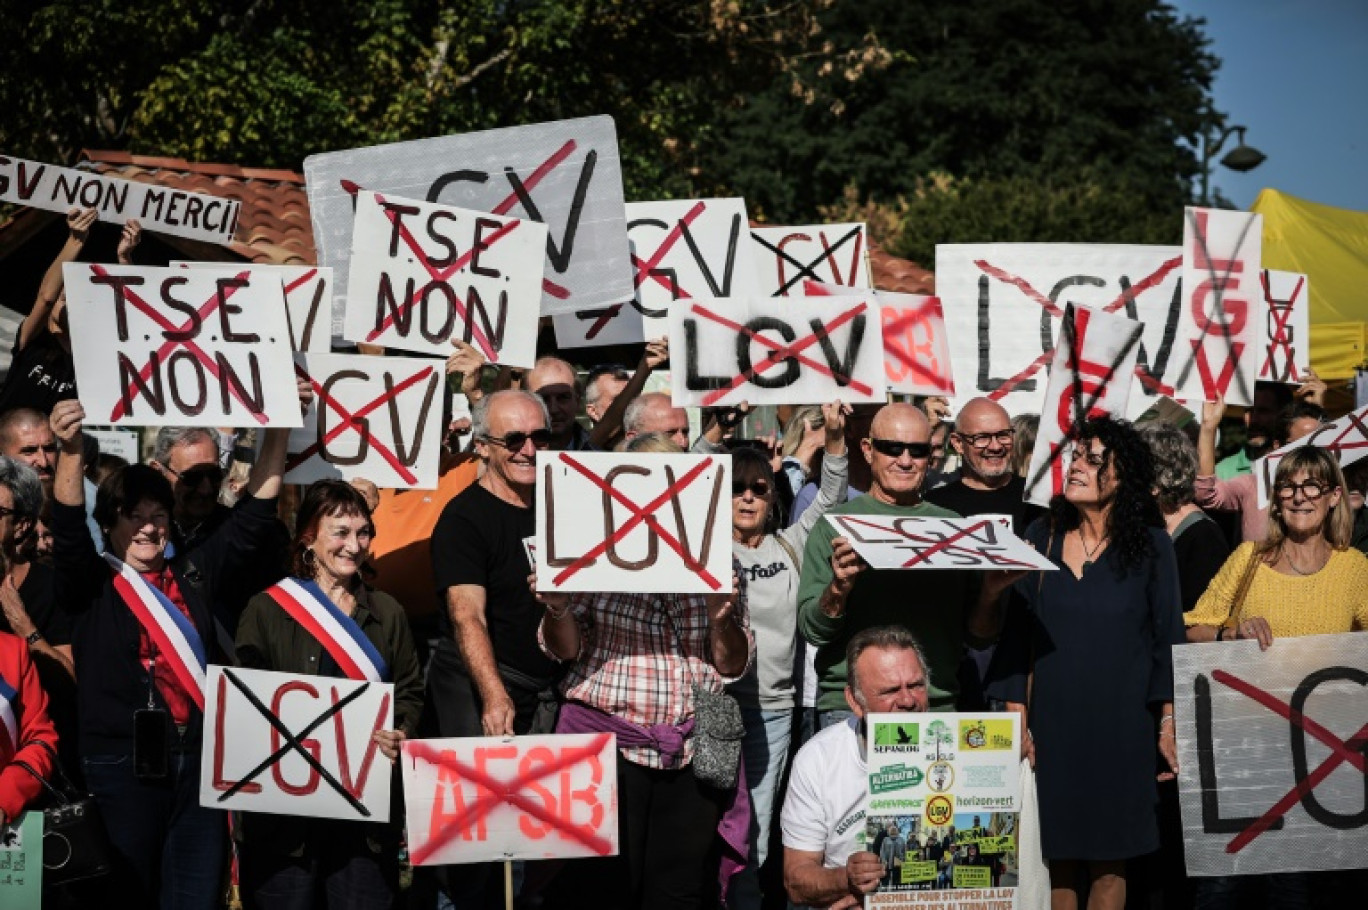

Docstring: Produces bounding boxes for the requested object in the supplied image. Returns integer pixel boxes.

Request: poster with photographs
[865,713,1021,909]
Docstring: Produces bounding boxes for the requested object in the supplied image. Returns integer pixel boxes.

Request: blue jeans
[730,708,793,910]
[83,750,226,910]
[1193,873,1309,910]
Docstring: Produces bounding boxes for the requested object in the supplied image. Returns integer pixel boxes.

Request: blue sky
[1169,0,1368,213]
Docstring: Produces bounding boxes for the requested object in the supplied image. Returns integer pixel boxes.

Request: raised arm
[246,375,313,501]
[590,337,669,451]
[49,399,87,508]
[21,208,95,350]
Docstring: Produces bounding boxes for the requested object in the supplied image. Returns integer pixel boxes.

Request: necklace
[1285,544,1327,576]
[1079,529,1108,572]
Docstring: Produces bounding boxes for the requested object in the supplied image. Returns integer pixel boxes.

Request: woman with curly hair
[987,415,1184,910]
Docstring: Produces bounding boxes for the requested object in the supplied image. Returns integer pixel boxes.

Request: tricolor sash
[104,553,208,711]
[264,578,390,682]
[0,672,17,761]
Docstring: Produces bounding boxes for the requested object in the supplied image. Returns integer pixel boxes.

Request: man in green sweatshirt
[798,402,1015,727]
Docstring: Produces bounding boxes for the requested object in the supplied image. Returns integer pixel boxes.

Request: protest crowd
[1,135,1366,910]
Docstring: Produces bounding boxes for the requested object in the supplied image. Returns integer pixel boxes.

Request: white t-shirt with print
[781,716,868,868]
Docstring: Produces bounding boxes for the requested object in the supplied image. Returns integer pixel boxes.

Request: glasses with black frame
[478,429,553,452]
[867,438,933,460]
[732,479,772,499]
[954,429,1015,450]
[1273,478,1334,501]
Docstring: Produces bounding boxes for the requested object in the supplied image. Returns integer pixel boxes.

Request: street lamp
[1199,123,1267,207]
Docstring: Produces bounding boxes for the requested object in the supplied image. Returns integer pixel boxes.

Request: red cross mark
[882,302,953,392]
[551,453,723,589]
[755,227,864,296]
[363,192,520,356]
[286,362,436,484]
[406,735,615,865]
[631,201,708,300]
[689,301,874,407]
[90,264,267,425]
[1210,669,1368,854]
[974,257,1182,401]
[837,516,1036,569]
[1260,272,1305,381]
[574,304,625,340]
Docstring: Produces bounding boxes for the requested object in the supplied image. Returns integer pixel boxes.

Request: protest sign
[285,352,445,490]
[751,223,870,297]
[805,280,956,397]
[0,155,240,245]
[1253,403,1368,508]
[343,191,545,366]
[62,264,301,427]
[1259,270,1311,384]
[866,712,1021,910]
[173,262,337,353]
[86,427,141,465]
[669,296,886,407]
[200,665,394,822]
[1023,304,1144,507]
[402,733,619,865]
[936,243,1184,417]
[553,302,646,350]
[1172,633,1368,876]
[1175,207,1264,406]
[625,198,764,339]
[0,811,41,908]
[304,116,630,317]
[826,514,1056,571]
[536,451,731,594]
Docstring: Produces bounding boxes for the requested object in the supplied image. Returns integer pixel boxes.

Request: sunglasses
[732,479,771,498]
[868,438,932,459]
[168,464,224,488]
[480,429,552,452]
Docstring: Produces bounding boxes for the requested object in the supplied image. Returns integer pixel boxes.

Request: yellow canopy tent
[1252,188,1368,381]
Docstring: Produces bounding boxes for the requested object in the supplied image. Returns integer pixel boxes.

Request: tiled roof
[74,150,315,264]
[869,243,935,295]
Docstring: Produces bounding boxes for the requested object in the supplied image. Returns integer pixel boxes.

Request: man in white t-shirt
[781,625,931,909]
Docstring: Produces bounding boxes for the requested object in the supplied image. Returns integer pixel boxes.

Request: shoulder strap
[1226,546,1263,630]
[1170,509,1210,541]
[774,533,801,571]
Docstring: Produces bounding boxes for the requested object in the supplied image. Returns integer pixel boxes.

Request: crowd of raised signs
[0,201,1366,910]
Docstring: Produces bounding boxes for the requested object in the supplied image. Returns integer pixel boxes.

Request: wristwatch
[25,629,43,646]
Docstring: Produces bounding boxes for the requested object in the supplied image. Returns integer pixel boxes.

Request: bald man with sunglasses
[796,404,1015,729]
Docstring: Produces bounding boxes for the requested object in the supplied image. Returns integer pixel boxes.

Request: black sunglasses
[868,438,932,459]
[480,429,552,451]
[168,464,224,487]
[732,479,771,498]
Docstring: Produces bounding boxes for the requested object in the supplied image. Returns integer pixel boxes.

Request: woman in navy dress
[988,415,1184,910]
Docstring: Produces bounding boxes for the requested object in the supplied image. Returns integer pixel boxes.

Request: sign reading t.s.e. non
[173,262,337,353]
[1173,633,1368,877]
[1259,269,1311,384]
[200,665,394,822]
[536,451,731,594]
[1023,304,1143,507]
[827,514,1056,571]
[62,264,301,427]
[1175,207,1263,406]
[304,116,630,317]
[669,296,885,407]
[751,223,869,297]
[402,733,619,865]
[344,191,545,366]
[936,243,1184,417]
[285,352,445,490]
[0,155,241,245]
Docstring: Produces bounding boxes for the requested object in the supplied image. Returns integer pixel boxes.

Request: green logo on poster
[874,722,919,746]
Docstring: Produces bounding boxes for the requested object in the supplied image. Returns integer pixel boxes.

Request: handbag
[663,599,745,789]
[13,740,116,886]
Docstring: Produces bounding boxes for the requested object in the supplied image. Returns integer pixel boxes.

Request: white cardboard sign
[285,352,446,490]
[552,302,646,350]
[1023,304,1144,507]
[173,262,337,353]
[85,427,141,465]
[826,514,1057,571]
[0,155,241,245]
[668,296,886,407]
[1173,633,1368,876]
[1175,207,1264,406]
[536,450,732,594]
[402,733,619,866]
[751,223,870,297]
[936,243,1185,417]
[304,116,631,317]
[343,191,545,366]
[62,264,301,428]
[1259,269,1311,384]
[1253,403,1368,509]
[200,665,395,822]
[805,279,956,396]
[625,198,764,338]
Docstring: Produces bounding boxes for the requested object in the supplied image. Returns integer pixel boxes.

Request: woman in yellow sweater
[1186,446,1368,646]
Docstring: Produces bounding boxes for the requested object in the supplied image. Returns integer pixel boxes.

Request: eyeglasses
[868,438,932,459]
[732,479,771,498]
[1067,445,1107,468]
[479,429,552,452]
[1274,479,1332,500]
[167,464,224,488]
[955,429,1015,450]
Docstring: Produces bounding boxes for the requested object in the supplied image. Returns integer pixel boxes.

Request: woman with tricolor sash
[234,479,422,910]
[49,393,304,910]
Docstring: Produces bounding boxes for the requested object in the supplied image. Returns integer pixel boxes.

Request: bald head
[526,357,580,446]
[862,404,931,505]
[870,402,929,440]
[951,396,1015,488]
[955,397,1009,433]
